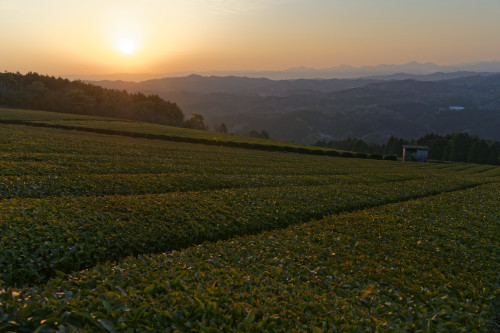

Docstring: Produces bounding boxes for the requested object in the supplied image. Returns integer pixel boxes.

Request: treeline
[316,133,500,165]
[0,71,195,127]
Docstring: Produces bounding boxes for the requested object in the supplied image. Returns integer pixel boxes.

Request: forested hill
[92,73,500,144]
[0,72,185,126]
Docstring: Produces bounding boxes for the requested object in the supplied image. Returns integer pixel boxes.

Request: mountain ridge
[69,61,500,81]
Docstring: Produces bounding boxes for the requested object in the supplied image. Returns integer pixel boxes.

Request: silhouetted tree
[486,142,500,165]
[185,113,208,130]
[352,139,369,153]
[467,140,489,164]
[383,136,399,156]
[417,133,447,160]
[248,130,270,139]
[216,123,228,134]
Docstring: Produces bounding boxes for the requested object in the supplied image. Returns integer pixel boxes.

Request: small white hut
[402,145,429,162]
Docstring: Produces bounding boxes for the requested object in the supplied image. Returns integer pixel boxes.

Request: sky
[1,0,499,76]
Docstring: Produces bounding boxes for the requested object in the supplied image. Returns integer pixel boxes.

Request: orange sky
[1,0,499,76]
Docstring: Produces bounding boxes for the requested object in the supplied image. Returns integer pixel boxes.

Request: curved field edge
[0,177,485,287]
[1,183,498,332]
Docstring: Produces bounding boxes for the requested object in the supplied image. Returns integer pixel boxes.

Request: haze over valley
[92,67,500,144]
[73,61,500,82]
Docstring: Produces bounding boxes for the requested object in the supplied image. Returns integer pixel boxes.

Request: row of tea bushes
[0,176,481,286]
[3,119,403,161]
[1,183,497,332]
[0,173,420,199]
[4,123,493,179]
[0,124,389,177]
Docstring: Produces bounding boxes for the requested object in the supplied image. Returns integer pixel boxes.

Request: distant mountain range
[93,75,380,96]
[234,61,500,80]
[92,71,500,97]
[72,61,500,81]
[92,71,500,145]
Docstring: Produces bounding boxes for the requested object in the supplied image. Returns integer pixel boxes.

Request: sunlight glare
[117,38,137,55]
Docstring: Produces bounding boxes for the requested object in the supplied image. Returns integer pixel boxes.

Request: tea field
[0,107,329,153]
[0,109,499,332]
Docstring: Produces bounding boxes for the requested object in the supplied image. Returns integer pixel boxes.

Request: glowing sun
[116,38,138,55]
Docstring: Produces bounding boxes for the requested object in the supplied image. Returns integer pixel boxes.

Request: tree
[132,99,184,126]
[63,89,95,114]
[216,123,228,134]
[185,113,208,130]
[448,132,472,162]
[383,136,399,156]
[352,139,369,153]
[248,130,270,139]
[467,140,489,164]
[417,133,447,160]
[486,142,500,165]
[382,136,408,157]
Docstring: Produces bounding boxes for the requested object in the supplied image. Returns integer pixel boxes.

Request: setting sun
[1,0,499,77]
[116,38,138,55]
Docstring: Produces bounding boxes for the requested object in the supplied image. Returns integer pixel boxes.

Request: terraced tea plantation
[0,110,499,332]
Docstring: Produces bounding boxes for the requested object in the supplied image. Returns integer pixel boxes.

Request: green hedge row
[1,183,497,332]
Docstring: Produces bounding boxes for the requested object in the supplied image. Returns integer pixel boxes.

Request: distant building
[449,106,464,111]
[403,145,429,162]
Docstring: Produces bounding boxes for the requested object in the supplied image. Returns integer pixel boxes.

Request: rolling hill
[93,74,500,144]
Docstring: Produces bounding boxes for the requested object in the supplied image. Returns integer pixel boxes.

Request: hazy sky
[1,0,499,75]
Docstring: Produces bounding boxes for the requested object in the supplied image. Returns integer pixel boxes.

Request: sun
[116,38,138,55]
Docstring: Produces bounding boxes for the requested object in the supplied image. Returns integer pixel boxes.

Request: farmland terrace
[0,108,499,331]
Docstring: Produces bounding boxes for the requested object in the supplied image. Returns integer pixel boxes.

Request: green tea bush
[354,152,367,159]
[369,153,383,160]
[1,177,482,286]
[1,183,497,332]
[341,151,354,158]
[1,117,499,332]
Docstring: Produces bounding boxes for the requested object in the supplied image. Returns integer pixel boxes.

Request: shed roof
[403,145,429,150]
